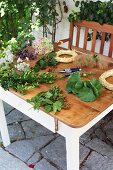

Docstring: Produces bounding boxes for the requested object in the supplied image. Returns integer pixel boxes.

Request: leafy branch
[27,85,68,114]
[33,52,58,72]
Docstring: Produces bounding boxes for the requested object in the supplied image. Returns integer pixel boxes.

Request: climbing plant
[69,0,113,25]
[0,0,62,43]
[68,0,113,40]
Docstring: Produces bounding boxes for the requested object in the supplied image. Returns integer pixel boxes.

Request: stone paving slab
[8,123,25,141]
[41,136,90,170]
[84,151,113,170]
[86,138,113,159]
[26,152,41,165]
[0,148,31,170]
[0,123,25,143]
[80,166,90,170]
[103,119,113,144]
[5,135,54,162]
[94,128,106,141]
[5,140,36,162]
[21,120,53,138]
[41,136,66,170]
[6,109,30,124]
[80,145,90,164]
[35,159,58,170]
[80,127,94,144]
[3,102,14,115]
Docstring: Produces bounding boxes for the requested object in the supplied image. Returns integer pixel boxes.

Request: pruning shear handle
[59,68,81,73]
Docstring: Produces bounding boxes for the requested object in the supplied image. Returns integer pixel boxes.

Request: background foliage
[0,0,62,43]
[68,0,113,40]
[69,0,113,25]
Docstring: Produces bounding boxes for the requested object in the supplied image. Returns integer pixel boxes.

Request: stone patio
[1,102,113,170]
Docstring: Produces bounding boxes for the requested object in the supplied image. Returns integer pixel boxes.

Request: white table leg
[66,136,79,170]
[0,99,10,147]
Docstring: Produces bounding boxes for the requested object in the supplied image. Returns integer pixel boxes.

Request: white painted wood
[66,136,79,170]
[0,99,10,147]
[0,90,24,109]
[17,103,56,133]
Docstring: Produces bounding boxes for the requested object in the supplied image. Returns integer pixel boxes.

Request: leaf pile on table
[66,72,102,102]
[27,85,69,114]
[0,66,57,94]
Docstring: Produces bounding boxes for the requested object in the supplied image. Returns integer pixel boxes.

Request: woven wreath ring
[55,50,78,63]
[99,69,113,91]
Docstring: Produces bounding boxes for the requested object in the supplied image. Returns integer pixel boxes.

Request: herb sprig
[37,72,57,84]
[33,52,58,72]
[27,85,68,114]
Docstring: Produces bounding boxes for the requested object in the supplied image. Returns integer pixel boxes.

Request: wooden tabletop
[10,54,113,128]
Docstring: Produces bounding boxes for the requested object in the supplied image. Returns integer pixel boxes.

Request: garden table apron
[0,53,113,170]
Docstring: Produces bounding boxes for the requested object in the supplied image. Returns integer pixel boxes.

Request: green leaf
[79,87,96,102]
[45,105,52,113]
[53,101,62,113]
[33,65,40,72]
[90,78,102,96]
[34,102,41,110]
[66,72,80,92]
[45,91,53,98]
[39,59,47,69]
[75,1,80,7]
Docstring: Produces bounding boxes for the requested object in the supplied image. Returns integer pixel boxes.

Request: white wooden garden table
[0,55,113,170]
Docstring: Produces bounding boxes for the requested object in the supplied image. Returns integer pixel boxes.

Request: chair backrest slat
[68,21,74,49]
[76,26,80,47]
[69,20,113,57]
[83,28,89,50]
[91,29,97,52]
[108,34,113,57]
[100,32,106,54]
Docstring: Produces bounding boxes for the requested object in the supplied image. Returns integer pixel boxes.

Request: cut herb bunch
[27,85,68,114]
[33,52,58,72]
[66,72,102,102]
[0,66,57,94]
[37,72,57,84]
[0,69,39,94]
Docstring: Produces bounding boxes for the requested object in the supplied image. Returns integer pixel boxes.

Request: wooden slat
[91,30,97,52]
[100,32,106,54]
[83,28,89,50]
[108,34,113,57]
[74,20,113,34]
[76,26,81,47]
[55,38,70,46]
[68,21,74,49]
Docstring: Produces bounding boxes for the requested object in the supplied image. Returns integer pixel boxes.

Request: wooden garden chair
[55,20,113,57]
